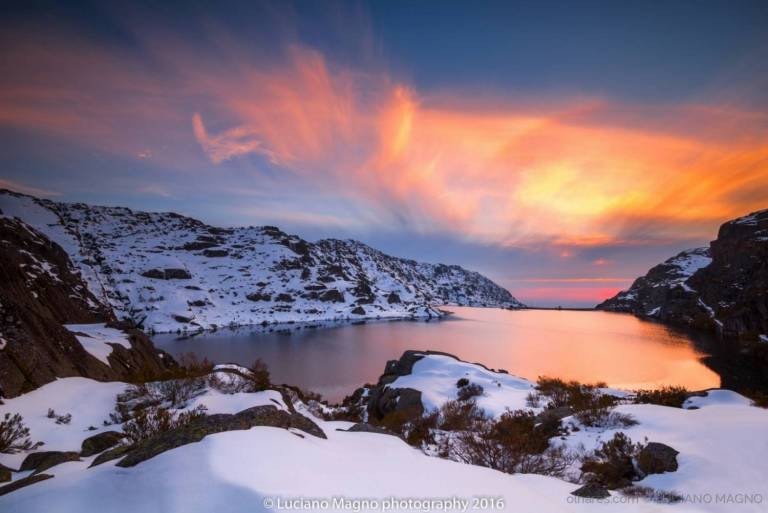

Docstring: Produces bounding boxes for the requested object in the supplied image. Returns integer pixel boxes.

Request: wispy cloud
[1,25,766,258]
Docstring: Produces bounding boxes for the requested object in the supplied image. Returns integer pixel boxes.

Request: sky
[1,0,767,306]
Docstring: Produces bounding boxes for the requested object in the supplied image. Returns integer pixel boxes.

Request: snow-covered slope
[598,208,768,341]
[2,358,767,512]
[596,247,711,317]
[0,190,522,333]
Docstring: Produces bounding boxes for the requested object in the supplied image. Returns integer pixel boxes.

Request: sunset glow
[1,1,766,306]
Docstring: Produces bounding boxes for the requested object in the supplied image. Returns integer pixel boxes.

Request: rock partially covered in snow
[0,189,524,334]
[598,208,768,341]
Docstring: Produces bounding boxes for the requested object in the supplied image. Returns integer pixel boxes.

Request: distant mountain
[0,189,522,334]
[598,209,768,341]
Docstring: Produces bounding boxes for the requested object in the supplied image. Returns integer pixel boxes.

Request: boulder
[202,249,228,258]
[246,292,271,302]
[637,442,679,474]
[366,386,424,421]
[0,473,53,497]
[387,292,401,304]
[20,451,80,474]
[571,483,610,499]
[0,463,11,483]
[90,444,133,468]
[80,430,126,457]
[116,405,325,467]
[141,268,191,280]
[351,306,366,315]
[318,289,344,303]
[345,423,400,437]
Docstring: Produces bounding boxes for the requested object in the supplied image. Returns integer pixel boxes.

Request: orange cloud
[1,31,767,251]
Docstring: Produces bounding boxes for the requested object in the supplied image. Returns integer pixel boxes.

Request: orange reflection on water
[436,307,720,391]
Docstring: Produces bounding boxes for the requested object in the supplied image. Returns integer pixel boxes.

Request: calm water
[153,307,720,402]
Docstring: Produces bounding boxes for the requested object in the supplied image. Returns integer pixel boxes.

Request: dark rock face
[0,473,53,497]
[0,216,175,397]
[361,350,462,421]
[202,249,228,258]
[80,431,126,457]
[20,451,81,474]
[345,423,400,437]
[318,289,345,303]
[571,483,610,499]
[141,268,192,280]
[637,442,679,475]
[366,387,424,421]
[115,405,325,467]
[598,209,768,341]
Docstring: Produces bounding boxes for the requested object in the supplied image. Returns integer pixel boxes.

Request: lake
[153,307,721,402]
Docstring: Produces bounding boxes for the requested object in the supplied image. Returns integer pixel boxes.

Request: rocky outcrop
[80,431,126,457]
[0,189,523,334]
[0,473,53,497]
[598,209,768,341]
[637,442,679,475]
[0,215,175,398]
[114,405,325,467]
[352,350,459,421]
[20,451,81,474]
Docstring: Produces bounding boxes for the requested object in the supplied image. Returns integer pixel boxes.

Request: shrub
[634,386,689,408]
[0,413,41,453]
[456,378,469,388]
[620,485,684,503]
[457,382,484,401]
[154,377,206,408]
[245,359,271,392]
[176,353,214,378]
[581,432,645,489]
[536,376,627,428]
[438,400,487,431]
[525,391,541,408]
[405,410,439,447]
[47,408,72,424]
[123,404,208,443]
[451,409,572,476]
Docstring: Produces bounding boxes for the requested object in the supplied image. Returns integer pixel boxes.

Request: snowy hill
[596,247,711,317]
[0,190,522,333]
[2,353,767,512]
[598,208,768,341]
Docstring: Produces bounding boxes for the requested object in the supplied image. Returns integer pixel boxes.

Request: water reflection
[153,307,721,402]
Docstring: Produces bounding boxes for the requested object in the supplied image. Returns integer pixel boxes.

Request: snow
[0,190,521,334]
[389,354,536,416]
[562,400,768,513]
[1,360,767,512]
[0,378,127,469]
[64,324,132,365]
[187,389,288,415]
[682,389,753,409]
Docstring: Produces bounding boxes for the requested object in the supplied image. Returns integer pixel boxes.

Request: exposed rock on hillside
[0,189,522,333]
[598,209,768,341]
[0,215,174,398]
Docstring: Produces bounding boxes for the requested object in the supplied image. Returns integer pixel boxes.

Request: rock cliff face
[0,189,522,333]
[598,209,768,341]
[0,214,173,398]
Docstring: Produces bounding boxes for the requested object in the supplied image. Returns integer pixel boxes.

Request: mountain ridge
[0,189,523,334]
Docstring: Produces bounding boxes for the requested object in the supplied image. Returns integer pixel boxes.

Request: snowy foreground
[1,355,767,513]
